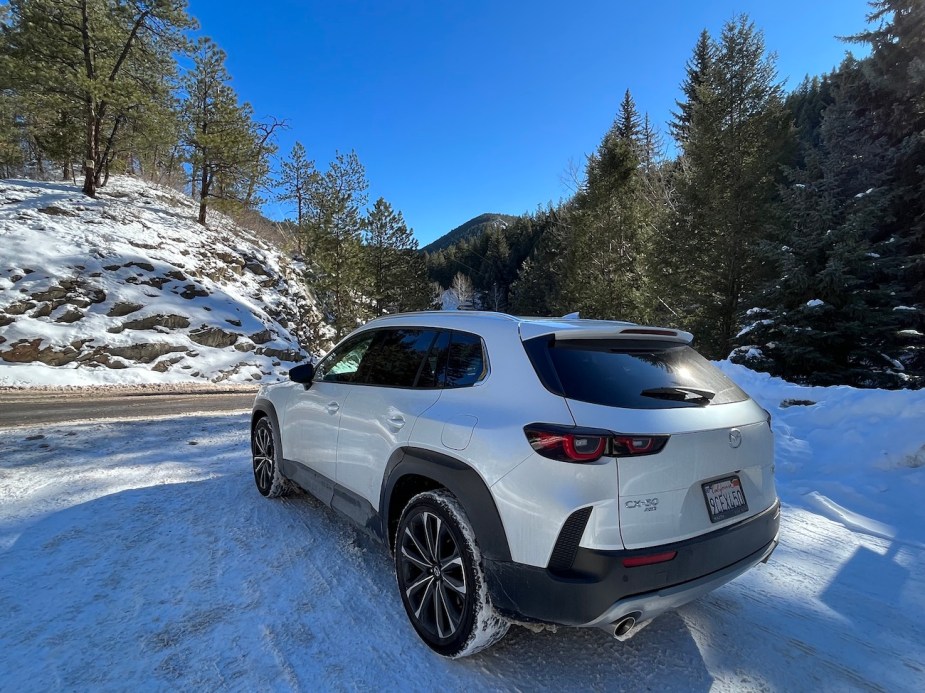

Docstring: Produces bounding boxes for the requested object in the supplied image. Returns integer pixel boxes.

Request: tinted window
[316,332,375,383]
[417,331,449,388]
[356,329,438,388]
[444,332,487,388]
[524,338,748,409]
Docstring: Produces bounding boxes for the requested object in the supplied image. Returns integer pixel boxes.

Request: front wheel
[251,417,290,498]
[395,490,509,657]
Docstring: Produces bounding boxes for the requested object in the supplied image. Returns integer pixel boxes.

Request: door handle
[387,414,406,429]
[326,402,340,415]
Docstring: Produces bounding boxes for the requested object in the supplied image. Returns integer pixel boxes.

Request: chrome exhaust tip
[612,615,636,638]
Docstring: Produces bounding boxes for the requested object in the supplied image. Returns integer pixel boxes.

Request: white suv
[251,312,780,657]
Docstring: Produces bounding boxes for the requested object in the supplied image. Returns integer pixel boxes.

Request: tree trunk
[198,165,210,225]
[82,102,97,197]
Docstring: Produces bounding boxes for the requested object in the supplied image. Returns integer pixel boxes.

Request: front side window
[315,332,376,383]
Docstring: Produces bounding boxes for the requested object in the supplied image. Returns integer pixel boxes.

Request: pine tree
[669,17,790,356]
[307,150,369,337]
[363,197,427,315]
[277,141,317,255]
[670,29,713,144]
[1,0,194,197]
[181,38,256,226]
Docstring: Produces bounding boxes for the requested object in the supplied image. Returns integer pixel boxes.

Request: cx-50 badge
[625,498,659,512]
[729,428,743,448]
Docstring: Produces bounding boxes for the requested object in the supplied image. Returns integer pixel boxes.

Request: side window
[316,332,376,383]
[356,329,438,388]
[444,331,487,388]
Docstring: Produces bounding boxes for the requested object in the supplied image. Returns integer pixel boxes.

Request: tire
[395,490,509,658]
[251,417,290,498]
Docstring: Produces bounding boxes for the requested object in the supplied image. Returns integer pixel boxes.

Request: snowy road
[1,411,923,692]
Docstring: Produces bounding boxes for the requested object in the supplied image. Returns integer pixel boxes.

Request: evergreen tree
[668,16,790,356]
[669,29,713,144]
[1,0,194,197]
[277,141,317,254]
[307,150,369,337]
[181,38,256,226]
[363,197,428,315]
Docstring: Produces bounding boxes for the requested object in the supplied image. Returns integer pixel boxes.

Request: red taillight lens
[612,435,669,456]
[525,426,606,463]
[622,550,677,568]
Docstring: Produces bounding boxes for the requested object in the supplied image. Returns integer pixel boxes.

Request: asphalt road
[0,389,258,428]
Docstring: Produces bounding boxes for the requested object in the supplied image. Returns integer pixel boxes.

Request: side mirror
[288,362,315,385]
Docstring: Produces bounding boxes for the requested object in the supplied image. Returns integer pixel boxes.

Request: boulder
[6,301,36,315]
[38,205,77,217]
[107,343,186,363]
[180,284,209,299]
[255,345,303,362]
[249,328,273,344]
[122,314,190,330]
[189,326,239,348]
[107,302,143,317]
[55,308,84,323]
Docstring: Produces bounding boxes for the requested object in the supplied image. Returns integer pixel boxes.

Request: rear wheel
[251,417,290,498]
[395,490,509,657]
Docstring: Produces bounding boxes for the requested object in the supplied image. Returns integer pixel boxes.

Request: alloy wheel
[399,509,468,640]
[252,422,275,495]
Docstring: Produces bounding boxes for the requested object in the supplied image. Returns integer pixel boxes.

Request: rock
[249,329,273,344]
[108,302,144,317]
[0,339,79,366]
[225,318,242,327]
[234,341,256,352]
[122,314,190,330]
[55,308,84,323]
[180,284,209,299]
[107,343,186,363]
[6,300,36,315]
[30,286,68,302]
[189,326,239,348]
[31,303,53,318]
[128,240,158,250]
[164,270,187,281]
[255,345,303,362]
[107,325,125,334]
[0,315,13,327]
[38,205,78,217]
[244,259,270,276]
[103,264,122,271]
[124,261,155,272]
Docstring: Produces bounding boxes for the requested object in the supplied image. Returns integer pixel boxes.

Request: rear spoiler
[519,323,694,344]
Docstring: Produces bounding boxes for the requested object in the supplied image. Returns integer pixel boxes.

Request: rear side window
[357,329,438,388]
[443,331,487,388]
[523,338,748,409]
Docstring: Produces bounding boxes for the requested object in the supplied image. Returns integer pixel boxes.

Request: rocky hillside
[421,213,516,254]
[0,177,331,387]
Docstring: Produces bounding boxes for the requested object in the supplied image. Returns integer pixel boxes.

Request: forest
[0,0,922,387]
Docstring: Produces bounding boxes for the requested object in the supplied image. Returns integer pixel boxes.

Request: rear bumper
[484,500,780,627]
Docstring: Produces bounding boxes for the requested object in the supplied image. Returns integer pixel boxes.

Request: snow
[805,298,825,308]
[1,370,924,690]
[0,177,330,387]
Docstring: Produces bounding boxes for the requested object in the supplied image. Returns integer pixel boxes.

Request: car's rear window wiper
[640,386,716,403]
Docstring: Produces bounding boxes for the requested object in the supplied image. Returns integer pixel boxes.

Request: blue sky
[186,0,872,246]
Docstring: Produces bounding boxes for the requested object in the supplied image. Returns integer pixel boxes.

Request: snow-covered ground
[1,370,923,691]
[0,177,329,387]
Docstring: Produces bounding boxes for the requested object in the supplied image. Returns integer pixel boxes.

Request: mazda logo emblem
[729,428,742,448]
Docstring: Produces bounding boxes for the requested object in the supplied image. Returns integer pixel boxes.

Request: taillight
[622,550,677,568]
[525,425,607,463]
[612,435,669,456]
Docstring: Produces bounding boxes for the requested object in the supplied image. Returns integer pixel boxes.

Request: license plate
[702,475,748,523]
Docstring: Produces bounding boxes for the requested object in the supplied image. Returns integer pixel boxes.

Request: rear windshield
[523,337,748,409]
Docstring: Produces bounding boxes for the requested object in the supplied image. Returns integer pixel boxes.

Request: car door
[334,328,445,508]
[282,331,375,501]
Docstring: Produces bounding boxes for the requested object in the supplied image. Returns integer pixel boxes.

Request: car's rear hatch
[521,325,776,550]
